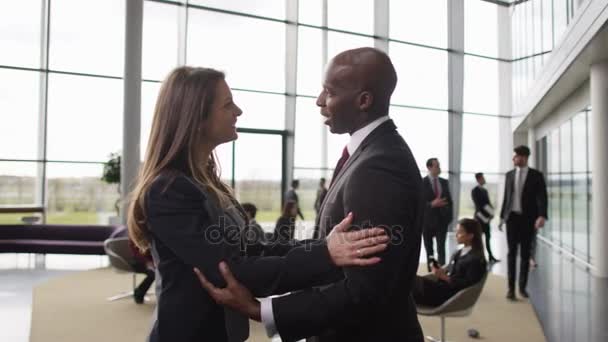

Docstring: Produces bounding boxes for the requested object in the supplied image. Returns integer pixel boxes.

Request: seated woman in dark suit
[127,66,389,342]
[413,218,487,307]
[274,200,298,242]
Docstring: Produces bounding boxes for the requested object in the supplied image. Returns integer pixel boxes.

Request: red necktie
[433,177,440,198]
[330,146,350,188]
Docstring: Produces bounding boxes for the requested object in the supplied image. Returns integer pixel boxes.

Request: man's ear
[358,91,373,112]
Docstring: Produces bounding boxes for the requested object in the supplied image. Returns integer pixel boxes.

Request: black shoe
[489,256,500,263]
[506,290,516,301]
[133,290,145,304]
[519,289,529,298]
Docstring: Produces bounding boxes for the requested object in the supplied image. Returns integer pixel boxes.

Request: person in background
[314,177,328,215]
[285,179,305,220]
[413,218,487,307]
[422,158,453,271]
[242,202,267,256]
[471,172,500,263]
[499,145,548,300]
[274,200,298,242]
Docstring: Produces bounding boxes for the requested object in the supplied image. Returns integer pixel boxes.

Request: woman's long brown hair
[127,66,236,251]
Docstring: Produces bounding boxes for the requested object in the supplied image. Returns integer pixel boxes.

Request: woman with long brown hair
[127,66,389,341]
[413,218,487,307]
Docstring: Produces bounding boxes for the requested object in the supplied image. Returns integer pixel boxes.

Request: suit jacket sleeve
[272,156,421,341]
[447,253,486,292]
[443,178,453,222]
[146,176,337,297]
[536,171,548,219]
[500,172,510,220]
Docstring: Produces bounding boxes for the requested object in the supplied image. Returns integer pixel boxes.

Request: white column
[373,0,389,53]
[36,0,50,222]
[590,61,608,278]
[283,0,298,199]
[121,0,143,224]
[447,0,464,223]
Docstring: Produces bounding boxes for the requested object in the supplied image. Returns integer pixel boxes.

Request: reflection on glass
[233,133,283,229]
[327,0,373,34]
[0,0,41,68]
[187,9,285,92]
[46,162,120,225]
[297,27,324,96]
[390,107,448,172]
[50,0,125,76]
[389,43,447,109]
[46,74,123,162]
[463,56,499,115]
[143,2,179,81]
[232,90,285,130]
[461,114,499,173]
[464,0,498,57]
[189,0,285,19]
[389,0,446,48]
[0,69,40,160]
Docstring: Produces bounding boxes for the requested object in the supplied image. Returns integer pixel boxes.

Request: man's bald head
[329,47,398,115]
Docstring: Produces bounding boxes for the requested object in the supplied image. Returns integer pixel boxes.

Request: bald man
[197,48,425,342]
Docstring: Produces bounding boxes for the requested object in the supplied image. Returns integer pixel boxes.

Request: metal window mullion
[373,0,389,53]
[320,0,328,177]
[37,0,51,223]
[178,0,188,65]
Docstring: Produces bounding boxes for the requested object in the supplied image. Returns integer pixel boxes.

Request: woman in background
[274,200,298,242]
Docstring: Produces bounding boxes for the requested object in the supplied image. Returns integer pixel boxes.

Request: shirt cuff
[260,297,278,338]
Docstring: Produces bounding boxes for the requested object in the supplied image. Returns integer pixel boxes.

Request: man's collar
[346,115,390,155]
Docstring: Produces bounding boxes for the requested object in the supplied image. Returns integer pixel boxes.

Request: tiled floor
[0,227,605,341]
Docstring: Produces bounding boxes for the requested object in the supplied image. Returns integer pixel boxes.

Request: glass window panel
[389,0,447,48]
[299,0,323,26]
[0,69,40,160]
[549,130,560,242]
[293,168,327,239]
[389,43,447,109]
[542,0,553,52]
[233,133,283,229]
[327,31,374,61]
[572,112,587,172]
[187,9,285,92]
[215,141,233,186]
[554,0,569,45]
[327,0,373,35]
[297,27,323,96]
[463,56,499,115]
[189,0,285,19]
[533,0,543,55]
[232,90,285,130]
[295,97,324,169]
[140,81,162,161]
[46,74,123,162]
[461,114,499,173]
[573,173,588,258]
[0,0,42,68]
[561,120,572,173]
[526,0,534,57]
[0,161,39,207]
[50,0,125,76]
[46,162,120,225]
[464,0,498,57]
[143,2,179,81]
[560,172,573,251]
[390,107,448,172]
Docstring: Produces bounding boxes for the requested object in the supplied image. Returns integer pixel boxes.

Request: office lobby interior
[1,0,608,341]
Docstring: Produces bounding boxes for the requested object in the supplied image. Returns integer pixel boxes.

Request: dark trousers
[506,213,534,292]
[413,276,454,307]
[478,220,496,259]
[132,264,155,298]
[423,225,448,265]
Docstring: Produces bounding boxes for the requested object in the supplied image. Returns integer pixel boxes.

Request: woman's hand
[326,212,389,267]
[431,266,450,282]
[194,262,261,321]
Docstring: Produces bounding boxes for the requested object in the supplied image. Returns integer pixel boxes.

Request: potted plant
[102,152,121,223]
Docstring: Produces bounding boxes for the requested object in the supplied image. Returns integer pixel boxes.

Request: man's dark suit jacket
[499,167,548,222]
[415,249,487,306]
[285,188,304,219]
[471,186,493,223]
[145,172,338,342]
[276,120,425,342]
[422,176,453,230]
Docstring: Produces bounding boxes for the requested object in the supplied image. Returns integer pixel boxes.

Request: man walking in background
[314,177,328,216]
[285,179,305,220]
[472,172,500,263]
[422,158,453,271]
[499,145,547,300]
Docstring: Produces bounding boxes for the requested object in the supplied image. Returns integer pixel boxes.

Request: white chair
[104,237,139,301]
[416,272,488,342]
